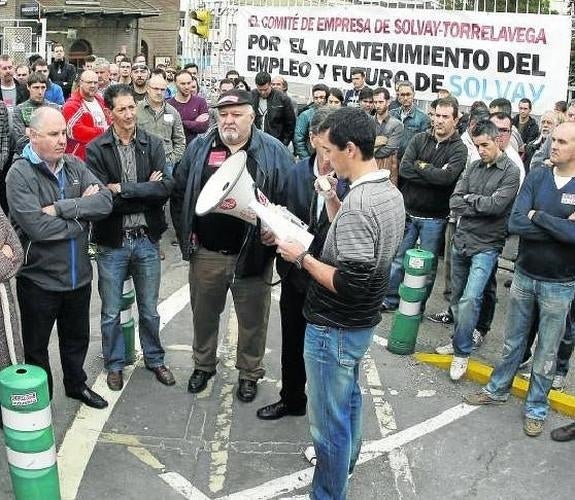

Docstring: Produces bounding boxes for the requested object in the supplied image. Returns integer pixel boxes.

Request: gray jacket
[6,152,112,291]
[136,99,186,165]
[530,134,551,170]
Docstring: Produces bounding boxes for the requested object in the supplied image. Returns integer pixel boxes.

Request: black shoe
[551,422,575,442]
[66,387,108,409]
[237,379,258,402]
[147,365,176,386]
[256,400,306,420]
[187,369,216,394]
[106,370,123,391]
[427,310,454,325]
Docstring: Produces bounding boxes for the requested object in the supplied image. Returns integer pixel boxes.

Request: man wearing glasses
[390,81,430,161]
[62,69,110,160]
[136,72,185,176]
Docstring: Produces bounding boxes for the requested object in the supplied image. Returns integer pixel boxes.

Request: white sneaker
[472,330,484,350]
[303,445,316,466]
[435,342,454,355]
[552,374,567,391]
[450,356,469,381]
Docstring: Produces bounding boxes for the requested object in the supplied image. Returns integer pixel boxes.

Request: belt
[122,227,148,239]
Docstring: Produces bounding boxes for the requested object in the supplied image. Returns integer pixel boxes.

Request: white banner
[235,6,571,113]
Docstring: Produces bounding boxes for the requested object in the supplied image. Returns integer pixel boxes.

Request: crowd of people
[1,48,575,499]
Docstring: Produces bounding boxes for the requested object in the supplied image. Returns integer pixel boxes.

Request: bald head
[146,74,167,107]
[28,107,67,168]
[79,70,99,100]
[29,106,65,131]
[550,121,575,170]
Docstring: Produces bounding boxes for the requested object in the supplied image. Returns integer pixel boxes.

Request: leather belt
[122,227,148,239]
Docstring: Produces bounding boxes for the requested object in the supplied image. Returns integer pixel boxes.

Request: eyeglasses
[81,80,99,85]
[149,86,167,92]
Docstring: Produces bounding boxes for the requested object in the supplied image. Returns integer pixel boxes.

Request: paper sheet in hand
[249,200,314,250]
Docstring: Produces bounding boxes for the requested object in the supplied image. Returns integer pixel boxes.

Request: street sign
[222,39,232,52]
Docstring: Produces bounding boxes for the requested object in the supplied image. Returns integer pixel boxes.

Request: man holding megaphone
[171,89,293,403]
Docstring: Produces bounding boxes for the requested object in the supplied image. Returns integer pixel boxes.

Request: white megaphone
[195,151,314,249]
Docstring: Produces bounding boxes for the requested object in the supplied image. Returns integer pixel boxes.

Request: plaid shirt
[0,102,9,171]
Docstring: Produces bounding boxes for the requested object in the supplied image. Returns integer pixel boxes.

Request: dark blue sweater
[509,166,575,281]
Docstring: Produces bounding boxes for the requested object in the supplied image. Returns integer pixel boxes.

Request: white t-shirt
[84,98,107,129]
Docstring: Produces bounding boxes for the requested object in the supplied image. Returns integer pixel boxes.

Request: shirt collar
[350,169,389,188]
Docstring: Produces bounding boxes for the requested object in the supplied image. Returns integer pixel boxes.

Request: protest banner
[235,6,571,113]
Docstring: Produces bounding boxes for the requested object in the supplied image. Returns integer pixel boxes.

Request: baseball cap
[213,89,253,108]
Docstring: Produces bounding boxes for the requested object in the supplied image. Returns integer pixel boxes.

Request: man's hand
[149,171,163,182]
[41,205,57,216]
[314,175,337,200]
[275,238,305,263]
[374,135,388,147]
[107,183,122,194]
[1,244,14,258]
[82,184,100,197]
[261,226,276,246]
[196,113,210,123]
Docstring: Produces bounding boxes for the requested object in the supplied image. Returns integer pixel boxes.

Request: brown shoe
[107,371,123,391]
[148,365,175,386]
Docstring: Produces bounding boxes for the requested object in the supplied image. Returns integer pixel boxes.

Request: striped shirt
[304,170,405,328]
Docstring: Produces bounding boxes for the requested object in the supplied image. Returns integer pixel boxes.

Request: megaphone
[195,151,314,249]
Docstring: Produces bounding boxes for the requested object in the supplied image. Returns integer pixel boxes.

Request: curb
[414,353,575,418]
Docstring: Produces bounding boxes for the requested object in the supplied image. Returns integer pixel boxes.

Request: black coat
[48,59,77,99]
[85,127,173,248]
[250,88,296,146]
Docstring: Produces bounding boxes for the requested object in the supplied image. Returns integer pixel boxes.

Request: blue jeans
[451,246,500,356]
[304,323,374,500]
[384,215,446,309]
[96,235,165,371]
[485,270,575,420]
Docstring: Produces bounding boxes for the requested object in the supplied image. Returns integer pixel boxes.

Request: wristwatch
[294,250,309,270]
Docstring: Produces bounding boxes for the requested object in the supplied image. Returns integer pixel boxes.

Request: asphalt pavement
[1,233,574,500]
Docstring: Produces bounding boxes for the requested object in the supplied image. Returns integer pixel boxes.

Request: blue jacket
[390,105,430,159]
[293,107,315,159]
[277,155,348,290]
[45,81,64,106]
[171,126,293,277]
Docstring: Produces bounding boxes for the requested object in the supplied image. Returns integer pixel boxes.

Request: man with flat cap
[171,89,293,402]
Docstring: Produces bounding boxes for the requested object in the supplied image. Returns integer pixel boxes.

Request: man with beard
[130,63,149,102]
[167,70,209,146]
[171,89,292,403]
[62,69,110,160]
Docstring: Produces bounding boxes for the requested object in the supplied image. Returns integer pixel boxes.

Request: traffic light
[191,10,212,39]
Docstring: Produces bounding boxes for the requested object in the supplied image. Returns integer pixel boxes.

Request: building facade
[0,0,179,67]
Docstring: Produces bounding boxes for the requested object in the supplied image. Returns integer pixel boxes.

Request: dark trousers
[476,268,498,335]
[278,277,307,410]
[17,277,90,399]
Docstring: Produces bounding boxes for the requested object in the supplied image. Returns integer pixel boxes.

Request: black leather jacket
[250,89,296,146]
[171,126,293,278]
[86,127,173,248]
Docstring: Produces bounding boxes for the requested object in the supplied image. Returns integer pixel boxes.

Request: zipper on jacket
[24,241,32,266]
[57,170,78,289]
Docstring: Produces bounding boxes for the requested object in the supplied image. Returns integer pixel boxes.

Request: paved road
[1,233,574,499]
